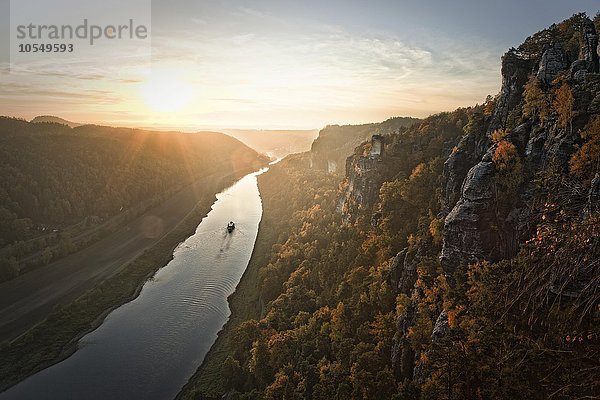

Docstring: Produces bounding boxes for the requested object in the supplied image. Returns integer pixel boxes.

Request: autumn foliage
[492,138,523,195]
[570,116,600,181]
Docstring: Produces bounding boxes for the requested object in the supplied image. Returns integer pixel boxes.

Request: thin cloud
[237,7,271,19]
[0,13,503,128]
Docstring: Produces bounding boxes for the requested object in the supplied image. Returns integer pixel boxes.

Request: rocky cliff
[442,14,600,275]
[339,135,386,219]
[309,117,419,175]
[337,12,600,391]
[183,13,600,400]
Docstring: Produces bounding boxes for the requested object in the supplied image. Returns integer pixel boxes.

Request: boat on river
[227,221,235,233]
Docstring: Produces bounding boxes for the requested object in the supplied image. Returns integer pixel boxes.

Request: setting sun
[140,71,194,113]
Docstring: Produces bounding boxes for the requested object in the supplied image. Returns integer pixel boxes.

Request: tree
[463,108,484,136]
[222,356,244,390]
[483,95,496,117]
[553,80,574,131]
[493,140,523,197]
[523,75,550,125]
[569,116,599,181]
[248,338,272,388]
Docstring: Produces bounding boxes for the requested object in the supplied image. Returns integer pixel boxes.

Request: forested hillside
[30,116,81,128]
[184,13,599,400]
[0,118,267,281]
[309,117,419,174]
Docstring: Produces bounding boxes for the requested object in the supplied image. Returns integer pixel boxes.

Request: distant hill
[309,116,420,173]
[221,129,319,159]
[0,117,267,280]
[30,118,318,159]
[30,115,82,128]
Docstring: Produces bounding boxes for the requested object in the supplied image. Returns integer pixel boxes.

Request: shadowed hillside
[0,118,267,281]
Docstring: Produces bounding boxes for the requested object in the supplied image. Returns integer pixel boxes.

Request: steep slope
[180,13,599,400]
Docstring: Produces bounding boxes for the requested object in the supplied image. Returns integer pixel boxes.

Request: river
[1,168,267,400]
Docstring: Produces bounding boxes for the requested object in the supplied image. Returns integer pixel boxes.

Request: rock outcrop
[441,16,600,275]
[582,17,599,73]
[440,160,501,273]
[388,248,418,295]
[335,13,600,391]
[536,42,568,86]
[439,52,526,270]
[340,135,385,220]
[393,14,600,394]
[488,49,533,133]
[442,120,489,212]
[309,123,376,173]
[392,301,416,380]
[570,59,589,82]
[431,310,449,342]
[441,121,530,274]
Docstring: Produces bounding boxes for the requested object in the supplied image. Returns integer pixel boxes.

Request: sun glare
[140,71,194,113]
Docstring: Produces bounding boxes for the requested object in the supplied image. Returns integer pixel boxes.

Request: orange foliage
[553,81,574,129]
[492,140,518,171]
[490,129,509,143]
[523,75,550,125]
[493,140,523,194]
[569,117,600,180]
[483,95,496,117]
[409,163,426,180]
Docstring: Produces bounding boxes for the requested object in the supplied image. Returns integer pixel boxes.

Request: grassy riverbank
[0,167,258,392]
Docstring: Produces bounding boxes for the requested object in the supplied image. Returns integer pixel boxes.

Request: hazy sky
[0,0,598,129]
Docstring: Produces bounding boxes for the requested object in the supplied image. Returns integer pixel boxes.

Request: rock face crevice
[442,121,489,212]
[439,45,534,273]
[438,45,537,270]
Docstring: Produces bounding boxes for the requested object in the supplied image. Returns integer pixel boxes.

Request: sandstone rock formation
[440,160,500,273]
[340,135,385,220]
[536,42,568,86]
[440,16,600,276]
[388,248,418,295]
[582,17,599,73]
[488,49,533,133]
[442,121,489,212]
